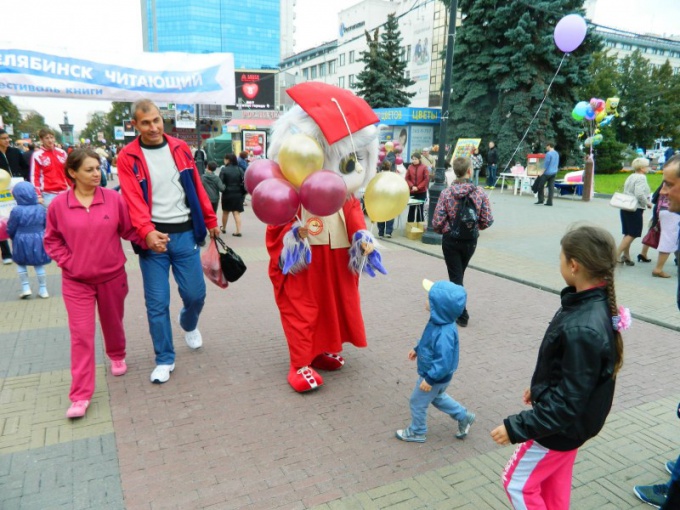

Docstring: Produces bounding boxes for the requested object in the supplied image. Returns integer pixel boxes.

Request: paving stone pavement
[0,191,677,509]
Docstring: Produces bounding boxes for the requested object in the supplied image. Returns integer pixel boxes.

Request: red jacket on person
[116,134,218,243]
[31,147,69,197]
[406,163,430,194]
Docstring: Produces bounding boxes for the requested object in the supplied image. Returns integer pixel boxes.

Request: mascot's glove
[280,222,312,275]
[349,230,387,277]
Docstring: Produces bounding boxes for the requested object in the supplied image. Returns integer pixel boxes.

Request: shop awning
[226,118,275,128]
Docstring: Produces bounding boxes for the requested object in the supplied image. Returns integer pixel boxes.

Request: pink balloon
[379,143,385,151]
[378,150,386,162]
[0,218,8,242]
[244,159,284,195]
[393,142,402,153]
[395,156,403,166]
[251,178,300,226]
[299,170,347,217]
[252,145,263,156]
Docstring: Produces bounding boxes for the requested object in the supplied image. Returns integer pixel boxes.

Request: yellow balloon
[278,133,325,188]
[0,169,10,191]
[364,172,410,222]
[595,110,606,123]
[384,141,394,151]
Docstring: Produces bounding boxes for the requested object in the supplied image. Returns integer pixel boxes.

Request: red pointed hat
[286,82,379,145]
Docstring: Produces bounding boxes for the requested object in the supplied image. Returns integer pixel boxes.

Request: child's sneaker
[456,412,476,439]
[395,427,426,443]
[38,288,49,299]
[3,258,12,265]
[19,288,32,299]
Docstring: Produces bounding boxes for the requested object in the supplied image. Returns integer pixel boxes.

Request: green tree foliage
[590,126,627,173]
[18,113,48,140]
[0,97,21,135]
[354,13,415,107]
[613,50,655,149]
[80,113,108,145]
[444,0,599,168]
[105,102,133,143]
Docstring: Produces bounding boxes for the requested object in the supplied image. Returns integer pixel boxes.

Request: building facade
[140,0,293,69]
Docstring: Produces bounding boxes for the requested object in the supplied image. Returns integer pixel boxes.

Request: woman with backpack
[432,156,494,327]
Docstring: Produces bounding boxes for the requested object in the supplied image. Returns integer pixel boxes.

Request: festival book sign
[0,45,236,104]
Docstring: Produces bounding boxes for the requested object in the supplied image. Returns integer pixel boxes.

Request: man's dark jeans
[537,173,556,205]
[442,234,477,322]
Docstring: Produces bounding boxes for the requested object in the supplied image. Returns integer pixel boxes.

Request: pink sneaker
[110,359,127,376]
[66,400,90,419]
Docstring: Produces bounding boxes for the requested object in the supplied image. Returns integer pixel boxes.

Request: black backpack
[450,193,479,240]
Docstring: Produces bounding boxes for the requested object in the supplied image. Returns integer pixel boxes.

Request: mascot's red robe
[266,197,368,369]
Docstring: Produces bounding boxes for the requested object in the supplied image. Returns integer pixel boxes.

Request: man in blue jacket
[535,142,559,206]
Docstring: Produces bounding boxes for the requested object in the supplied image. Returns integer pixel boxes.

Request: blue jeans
[139,230,206,365]
[378,220,394,236]
[408,377,467,436]
[486,165,497,187]
[665,453,680,509]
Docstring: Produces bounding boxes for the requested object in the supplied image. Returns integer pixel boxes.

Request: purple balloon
[554,14,587,53]
[244,159,284,195]
[251,178,300,226]
[299,170,347,217]
[584,106,596,121]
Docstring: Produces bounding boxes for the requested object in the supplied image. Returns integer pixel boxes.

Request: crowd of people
[1,101,679,508]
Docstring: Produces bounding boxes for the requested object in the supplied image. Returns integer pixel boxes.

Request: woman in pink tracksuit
[44,149,146,419]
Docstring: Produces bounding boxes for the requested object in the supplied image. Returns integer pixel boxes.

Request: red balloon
[299,170,347,217]
[393,142,402,153]
[378,150,386,162]
[251,178,300,226]
[252,145,263,156]
[244,159,284,195]
[0,218,8,242]
[379,143,385,151]
[395,156,403,166]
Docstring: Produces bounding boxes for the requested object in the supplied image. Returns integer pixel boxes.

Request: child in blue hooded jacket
[7,181,52,298]
[396,279,475,443]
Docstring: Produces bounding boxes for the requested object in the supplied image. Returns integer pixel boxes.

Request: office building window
[349,74,355,87]
[349,51,355,63]
[319,63,326,77]
[339,53,345,66]
[406,45,411,62]
[339,76,345,88]
[329,60,336,74]
[311,66,317,79]
[303,68,309,80]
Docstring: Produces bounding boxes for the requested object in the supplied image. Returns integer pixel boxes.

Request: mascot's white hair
[268,105,379,197]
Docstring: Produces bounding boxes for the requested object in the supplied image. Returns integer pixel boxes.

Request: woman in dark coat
[219,153,246,236]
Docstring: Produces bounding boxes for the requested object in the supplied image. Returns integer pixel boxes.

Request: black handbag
[215,237,247,282]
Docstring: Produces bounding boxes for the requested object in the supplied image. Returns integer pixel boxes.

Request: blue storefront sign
[374,108,441,160]
[373,107,441,126]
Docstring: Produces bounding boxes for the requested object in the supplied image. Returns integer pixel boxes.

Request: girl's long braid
[604,268,624,377]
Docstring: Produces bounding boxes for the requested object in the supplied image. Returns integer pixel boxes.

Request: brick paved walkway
[0,191,678,509]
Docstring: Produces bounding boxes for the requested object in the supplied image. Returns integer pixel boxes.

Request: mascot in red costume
[266,82,386,392]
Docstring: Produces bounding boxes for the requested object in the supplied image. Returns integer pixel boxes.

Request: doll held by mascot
[266,83,386,393]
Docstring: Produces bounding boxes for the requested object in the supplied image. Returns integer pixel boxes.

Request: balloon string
[498,53,568,177]
[331,98,359,159]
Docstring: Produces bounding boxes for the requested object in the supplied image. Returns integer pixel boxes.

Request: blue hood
[12,181,39,205]
[428,280,467,324]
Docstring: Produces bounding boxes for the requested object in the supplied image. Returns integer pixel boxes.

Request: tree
[444,0,599,167]
[354,13,415,107]
[80,113,108,144]
[613,50,655,149]
[105,102,133,143]
[0,97,21,135]
[18,113,48,140]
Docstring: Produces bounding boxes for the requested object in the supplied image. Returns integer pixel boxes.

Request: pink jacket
[44,187,146,283]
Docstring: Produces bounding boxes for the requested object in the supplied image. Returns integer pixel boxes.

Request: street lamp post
[422,0,458,245]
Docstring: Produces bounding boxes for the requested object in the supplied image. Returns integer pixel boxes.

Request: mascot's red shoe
[288,365,324,392]
[311,352,345,371]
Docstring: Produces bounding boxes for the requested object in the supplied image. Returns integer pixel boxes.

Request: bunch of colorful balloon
[244,134,348,226]
[377,141,404,167]
[244,134,410,226]
[571,97,620,150]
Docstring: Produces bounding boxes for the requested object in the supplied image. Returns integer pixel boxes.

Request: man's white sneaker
[150,363,175,384]
[38,289,49,299]
[185,329,203,349]
[19,289,32,299]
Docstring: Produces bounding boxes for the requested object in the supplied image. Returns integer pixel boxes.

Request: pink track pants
[502,439,578,510]
[62,271,129,402]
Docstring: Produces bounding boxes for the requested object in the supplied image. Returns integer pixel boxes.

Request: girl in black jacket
[491,225,627,510]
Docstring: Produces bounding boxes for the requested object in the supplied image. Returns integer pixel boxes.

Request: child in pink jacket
[44,149,146,419]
